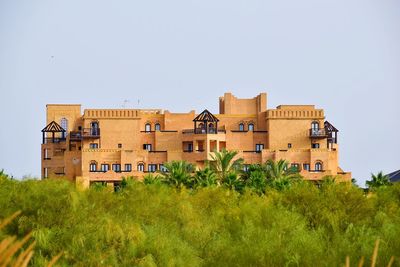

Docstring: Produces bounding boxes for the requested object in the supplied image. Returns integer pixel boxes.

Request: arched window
[91,121,99,136]
[145,123,151,132]
[239,123,244,131]
[315,162,323,171]
[311,121,319,130]
[248,123,254,131]
[60,118,68,138]
[137,163,145,172]
[89,162,97,172]
[155,123,161,131]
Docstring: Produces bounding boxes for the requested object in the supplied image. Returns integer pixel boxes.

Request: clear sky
[0,0,399,186]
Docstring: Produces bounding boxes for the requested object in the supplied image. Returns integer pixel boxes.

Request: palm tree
[245,169,267,194]
[143,173,163,185]
[222,172,244,192]
[366,171,391,189]
[264,159,300,190]
[193,167,217,188]
[209,149,244,183]
[161,161,194,188]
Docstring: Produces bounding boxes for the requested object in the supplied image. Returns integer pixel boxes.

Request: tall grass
[0,176,399,266]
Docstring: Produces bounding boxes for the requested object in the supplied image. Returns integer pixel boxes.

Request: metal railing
[70,128,101,140]
[43,137,66,144]
[182,128,225,134]
[309,128,327,138]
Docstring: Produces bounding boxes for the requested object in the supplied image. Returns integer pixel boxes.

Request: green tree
[366,171,391,189]
[209,149,243,183]
[222,172,244,191]
[143,174,163,185]
[160,161,194,188]
[245,169,267,194]
[193,167,217,188]
[265,159,300,190]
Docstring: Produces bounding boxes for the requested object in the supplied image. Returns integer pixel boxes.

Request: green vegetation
[0,154,398,266]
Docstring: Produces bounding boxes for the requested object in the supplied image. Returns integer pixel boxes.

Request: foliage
[159,161,194,188]
[1,172,400,266]
[209,149,243,183]
[366,171,391,190]
[193,167,217,188]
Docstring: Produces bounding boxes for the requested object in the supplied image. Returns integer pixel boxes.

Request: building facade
[41,93,351,188]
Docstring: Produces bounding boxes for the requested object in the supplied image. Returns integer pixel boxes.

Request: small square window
[118,143,122,148]
[90,143,98,149]
[311,143,320,149]
[288,143,292,148]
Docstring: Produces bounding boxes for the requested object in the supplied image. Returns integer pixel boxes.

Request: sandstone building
[41,93,351,188]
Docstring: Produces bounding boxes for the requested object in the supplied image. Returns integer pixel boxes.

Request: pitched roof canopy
[193,109,219,122]
[324,121,338,132]
[41,121,66,132]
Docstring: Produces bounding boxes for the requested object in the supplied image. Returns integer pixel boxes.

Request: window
[44,149,50,159]
[248,124,254,131]
[118,143,122,148]
[60,118,68,138]
[101,164,110,172]
[311,121,319,135]
[239,123,244,131]
[112,164,121,172]
[143,144,152,151]
[311,143,320,149]
[125,164,132,172]
[91,121,99,136]
[148,164,157,172]
[291,163,300,171]
[89,143,98,149]
[137,163,145,172]
[243,164,250,172]
[255,144,264,152]
[288,143,292,148]
[187,143,193,152]
[303,163,310,171]
[90,162,97,172]
[159,164,167,172]
[145,123,151,132]
[311,121,319,130]
[155,123,161,131]
[315,162,323,171]
[44,168,48,178]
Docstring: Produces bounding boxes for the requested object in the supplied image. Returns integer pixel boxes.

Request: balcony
[309,128,328,138]
[70,128,101,140]
[183,129,225,134]
[43,137,66,144]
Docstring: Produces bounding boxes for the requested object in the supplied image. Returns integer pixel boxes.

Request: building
[387,170,400,183]
[41,92,351,188]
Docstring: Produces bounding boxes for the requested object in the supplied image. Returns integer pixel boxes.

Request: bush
[0,177,399,266]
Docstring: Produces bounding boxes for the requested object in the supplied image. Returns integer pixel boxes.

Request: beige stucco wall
[41,92,351,188]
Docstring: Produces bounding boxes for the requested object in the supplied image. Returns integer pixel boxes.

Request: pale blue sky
[0,0,399,185]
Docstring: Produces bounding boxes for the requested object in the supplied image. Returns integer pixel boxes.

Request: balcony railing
[309,128,328,138]
[70,128,101,140]
[43,137,66,144]
[182,128,226,134]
